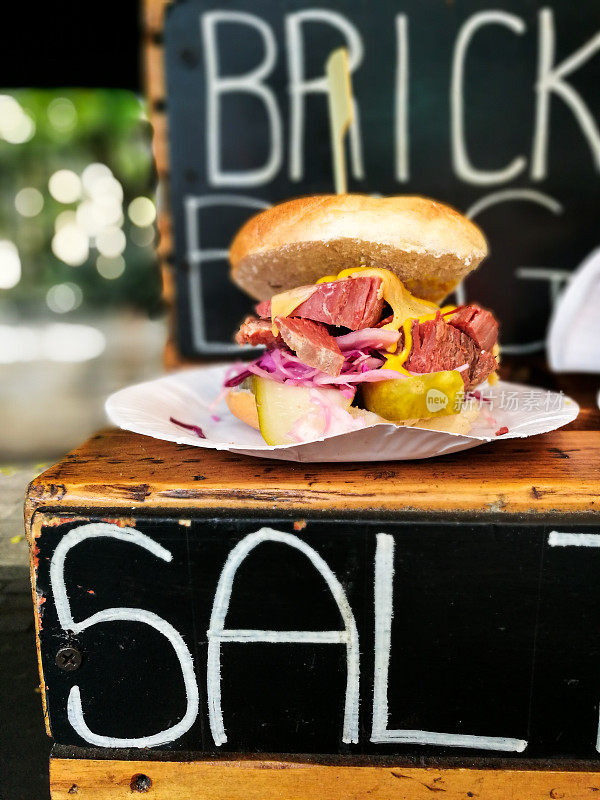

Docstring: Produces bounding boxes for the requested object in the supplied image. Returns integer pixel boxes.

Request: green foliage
[0,89,162,318]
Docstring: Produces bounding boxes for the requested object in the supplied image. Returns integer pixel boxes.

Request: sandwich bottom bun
[403,404,480,435]
[346,403,480,435]
[226,388,260,430]
[226,386,480,439]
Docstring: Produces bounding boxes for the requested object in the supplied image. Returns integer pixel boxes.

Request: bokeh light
[46,282,83,313]
[81,163,113,195]
[0,95,36,143]
[54,210,77,231]
[0,96,24,130]
[128,196,156,227]
[92,195,123,227]
[47,97,78,132]
[1,89,163,462]
[130,225,155,247]
[15,187,44,218]
[88,175,123,202]
[0,325,38,363]
[5,115,35,144]
[49,169,82,204]
[51,223,89,266]
[44,323,106,362]
[0,90,161,326]
[0,240,22,289]
[96,226,126,258]
[0,323,106,364]
[96,254,126,280]
[76,200,106,237]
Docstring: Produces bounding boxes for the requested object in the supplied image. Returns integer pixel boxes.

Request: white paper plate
[105,365,579,463]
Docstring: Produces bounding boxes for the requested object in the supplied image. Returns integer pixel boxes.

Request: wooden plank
[28,513,51,738]
[24,427,600,523]
[148,109,170,175]
[141,0,174,343]
[160,263,175,308]
[143,40,166,105]
[141,0,171,37]
[156,210,172,260]
[49,757,600,799]
[163,336,196,369]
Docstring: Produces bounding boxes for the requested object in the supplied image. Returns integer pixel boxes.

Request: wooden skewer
[326,47,354,195]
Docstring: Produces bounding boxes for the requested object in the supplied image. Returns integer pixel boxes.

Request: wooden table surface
[25,428,599,522]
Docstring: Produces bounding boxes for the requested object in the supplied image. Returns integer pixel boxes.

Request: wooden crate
[25,399,600,797]
[142,0,175,355]
[46,755,600,799]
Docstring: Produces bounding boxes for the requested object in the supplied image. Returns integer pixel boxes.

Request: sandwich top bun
[230,194,487,303]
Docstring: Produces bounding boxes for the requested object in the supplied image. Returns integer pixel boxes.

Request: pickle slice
[253,376,351,445]
[362,371,465,423]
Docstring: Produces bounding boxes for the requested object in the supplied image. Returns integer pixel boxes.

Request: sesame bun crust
[230,194,487,302]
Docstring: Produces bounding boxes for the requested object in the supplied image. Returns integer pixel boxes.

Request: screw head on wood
[55,646,82,671]
[179,48,198,67]
[130,774,152,793]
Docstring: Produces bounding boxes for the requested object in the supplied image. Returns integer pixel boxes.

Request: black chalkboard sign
[35,516,600,758]
[164,0,600,358]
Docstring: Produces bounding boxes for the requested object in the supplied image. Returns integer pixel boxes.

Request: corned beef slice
[275,316,344,376]
[256,277,384,330]
[469,349,498,388]
[235,317,281,348]
[255,300,270,318]
[448,305,498,352]
[405,317,497,389]
[236,299,498,388]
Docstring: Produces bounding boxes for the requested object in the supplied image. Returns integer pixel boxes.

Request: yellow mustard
[384,306,457,375]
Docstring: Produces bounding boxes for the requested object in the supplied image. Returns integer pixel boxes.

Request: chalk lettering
[206,527,359,746]
[532,8,600,180]
[184,194,270,352]
[202,11,282,186]
[451,11,527,185]
[465,189,564,354]
[395,14,409,182]
[285,9,364,182]
[50,523,199,748]
[371,533,528,751]
[549,531,600,548]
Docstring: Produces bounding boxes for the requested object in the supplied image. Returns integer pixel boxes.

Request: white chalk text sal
[47,522,541,751]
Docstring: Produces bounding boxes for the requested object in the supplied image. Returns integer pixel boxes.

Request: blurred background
[0,89,164,460]
[0,7,162,798]
[0,3,165,570]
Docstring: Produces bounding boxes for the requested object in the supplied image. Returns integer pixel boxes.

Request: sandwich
[224,194,499,445]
